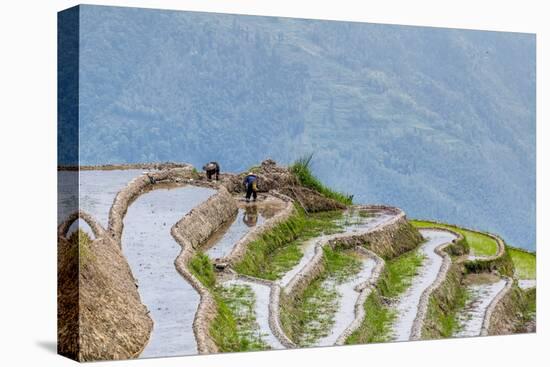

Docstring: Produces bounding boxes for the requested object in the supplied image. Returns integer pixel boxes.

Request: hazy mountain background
[72,5,536,250]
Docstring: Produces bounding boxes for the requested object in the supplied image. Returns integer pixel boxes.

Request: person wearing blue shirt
[243,172,258,202]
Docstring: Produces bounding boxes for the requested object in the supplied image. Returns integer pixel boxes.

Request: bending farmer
[202,161,220,181]
[243,172,258,202]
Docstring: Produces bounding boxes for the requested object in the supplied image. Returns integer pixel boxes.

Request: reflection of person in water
[243,206,259,227]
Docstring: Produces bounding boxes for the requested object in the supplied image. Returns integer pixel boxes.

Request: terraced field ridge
[455,275,507,337]
[391,229,457,341]
[57,160,536,361]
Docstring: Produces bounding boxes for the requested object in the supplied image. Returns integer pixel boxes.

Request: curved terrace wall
[413,219,510,275]
[413,227,464,340]
[58,210,107,239]
[333,207,423,259]
[107,167,196,243]
[483,278,521,336]
[334,247,385,345]
[89,167,235,356]
[464,232,513,276]
[283,206,422,316]
[58,162,192,171]
[57,212,153,361]
[414,224,517,339]
[171,187,238,354]
[216,190,296,266]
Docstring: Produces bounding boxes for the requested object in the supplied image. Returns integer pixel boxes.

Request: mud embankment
[283,207,420,300]
[334,247,385,345]
[417,224,527,339]
[279,206,422,346]
[409,227,467,341]
[483,278,527,336]
[57,211,153,362]
[215,191,295,267]
[60,166,226,359]
[170,187,238,354]
[58,162,192,171]
[107,167,196,243]
[391,229,457,341]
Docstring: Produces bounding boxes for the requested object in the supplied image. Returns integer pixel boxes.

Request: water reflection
[243,206,259,227]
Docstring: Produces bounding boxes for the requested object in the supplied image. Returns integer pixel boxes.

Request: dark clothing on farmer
[203,161,220,181]
[246,184,257,201]
[244,174,258,201]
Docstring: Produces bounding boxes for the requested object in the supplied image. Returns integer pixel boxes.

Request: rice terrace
[57,158,536,361]
[57,4,536,362]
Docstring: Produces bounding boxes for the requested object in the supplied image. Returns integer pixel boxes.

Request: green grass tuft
[246,165,261,173]
[290,154,353,205]
[188,252,216,289]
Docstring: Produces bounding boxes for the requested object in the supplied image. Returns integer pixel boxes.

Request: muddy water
[203,207,268,259]
[223,279,284,350]
[454,279,507,337]
[316,255,376,346]
[278,209,395,288]
[57,169,144,227]
[121,185,215,358]
[391,229,457,341]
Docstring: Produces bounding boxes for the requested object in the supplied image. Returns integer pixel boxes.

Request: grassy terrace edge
[290,155,353,205]
[345,247,425,344]
[280,247,363,346]
[410,219,535,280]
[188,252,268,352]
[233,206,344,280]
[410,220,498,257]
[409,220,493,338]
[409,220,536,339]
[507,247,536,280]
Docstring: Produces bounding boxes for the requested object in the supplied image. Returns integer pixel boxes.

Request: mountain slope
[73,5,536,250]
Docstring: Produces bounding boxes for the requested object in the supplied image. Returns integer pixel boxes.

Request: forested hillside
[73,5,535,250]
